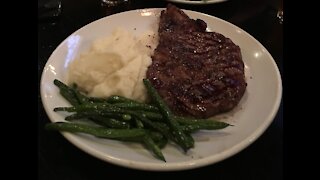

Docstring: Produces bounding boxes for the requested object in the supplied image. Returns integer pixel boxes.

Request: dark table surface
[38,0,283,179]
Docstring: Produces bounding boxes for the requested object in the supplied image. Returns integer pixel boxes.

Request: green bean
[56,102,229,135]
[54,103,120,113]
[106,95,139,104]
[149,131,165,142]
[142,79,171,117]
[140,112,231,129]
[54,79,79,106]
[113,102,159,112]
[55,105,139,128]
[152,121,229,133]
[56,105,152,126]
[87,97,109,103]
[181,123,229,133]
[174,116,217,124]
[89,116,131,129]
[135,119,144,128]
[132,113,183,145]
[66,114,132,129]
[143,135,166,162]
[65,113,86,121]
[152,122,170,131]
[141,111,163,121]
[121,114,132,121]
[70,83,92,105]
[45,122,146,139]
[175,116,230,130]
[155,137,168,149]
[51,79,232,161]
[65,112,131,122]
[129,108,164,161]
[46,122,167,161]
[54,106,78,112]
[131,113,171,137]
[88,97,137,105]
[143,79,194,151]
[65,111,228,132]
[56,105,174,140]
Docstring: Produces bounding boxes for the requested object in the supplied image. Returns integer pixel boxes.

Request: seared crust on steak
[146,4,247,118]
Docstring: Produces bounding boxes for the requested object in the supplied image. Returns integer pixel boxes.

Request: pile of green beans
[45,79,231,162]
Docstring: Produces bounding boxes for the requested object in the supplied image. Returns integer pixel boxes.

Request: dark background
[38,0,283,179]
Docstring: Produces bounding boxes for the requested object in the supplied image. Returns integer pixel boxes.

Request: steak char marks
[146,4,247,118]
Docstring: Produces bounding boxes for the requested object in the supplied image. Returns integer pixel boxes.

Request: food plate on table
[166,0,228,5]
[40,8,282,171]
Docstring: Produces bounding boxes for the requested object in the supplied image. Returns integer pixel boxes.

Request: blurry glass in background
[277,0,283,24]
[38,0,62,21]
[101,0,130,7]
[100,0,132,16]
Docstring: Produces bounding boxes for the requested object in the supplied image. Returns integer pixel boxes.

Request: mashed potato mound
[66,28,158,102]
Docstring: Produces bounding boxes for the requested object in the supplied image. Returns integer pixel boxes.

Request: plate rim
[40,8,282,171]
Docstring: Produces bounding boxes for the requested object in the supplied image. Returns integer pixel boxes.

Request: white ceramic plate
[40,8,282,171]
[166,0,228,5]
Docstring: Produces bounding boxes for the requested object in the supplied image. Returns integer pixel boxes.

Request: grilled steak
[146,4,247,118]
